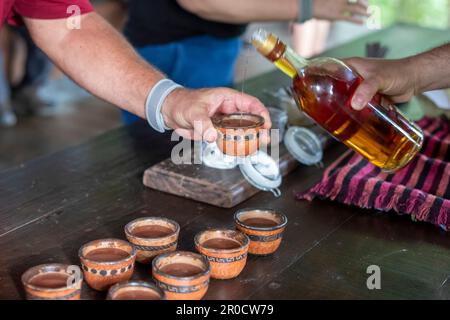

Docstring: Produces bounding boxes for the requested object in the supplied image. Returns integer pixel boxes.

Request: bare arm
[346,44,450,110]
[177,0,368,24]
[413,44,450,93]
[177,0,298,23]
[24,12,270,141]
[25,12,161,119]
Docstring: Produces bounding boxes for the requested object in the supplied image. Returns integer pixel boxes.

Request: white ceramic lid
[238,151,282,197]
[284,126,323,166]
[202,143,237,170]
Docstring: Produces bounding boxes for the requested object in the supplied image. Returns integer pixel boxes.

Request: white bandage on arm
[145,79,183,133]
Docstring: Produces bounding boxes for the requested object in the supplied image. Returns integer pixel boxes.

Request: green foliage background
[370,0,449,28]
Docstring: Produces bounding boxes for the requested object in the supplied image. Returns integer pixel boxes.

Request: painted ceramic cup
[125,217,180,264]
[212,113,264,157]
[21,263,83,300]
[79,238,136,291]
[107,280,166,300]
[152,251,210,300]
[234,208,288,255]
[195,229,249,280]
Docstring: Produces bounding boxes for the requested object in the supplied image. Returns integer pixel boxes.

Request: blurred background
[0,0,449,171]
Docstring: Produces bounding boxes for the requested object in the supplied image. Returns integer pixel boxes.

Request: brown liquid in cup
[242,217,279,228]
[114,289,160,300]
[220,118,257,128]
[29,273,69,289]
[160,263,204,277]
[85,248,130,262]
[202,238,241,250]
[132,225,173,238]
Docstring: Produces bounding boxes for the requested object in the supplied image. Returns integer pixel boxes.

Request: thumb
[351,78,380,110]
[192,115,218,142]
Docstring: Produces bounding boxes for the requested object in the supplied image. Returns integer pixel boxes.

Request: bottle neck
[252,32,308,79]
[275,45,309,79]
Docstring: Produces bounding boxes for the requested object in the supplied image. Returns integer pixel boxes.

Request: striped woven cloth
[297,116,450,230]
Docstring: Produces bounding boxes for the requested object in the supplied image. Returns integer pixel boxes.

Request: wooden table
[2,25,450,300]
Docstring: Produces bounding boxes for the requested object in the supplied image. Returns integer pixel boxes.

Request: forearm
[24,12,164,119]
[177,0,298,23]
[410,44,450,94]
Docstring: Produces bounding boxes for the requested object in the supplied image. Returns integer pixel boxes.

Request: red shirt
[2,0,93,26]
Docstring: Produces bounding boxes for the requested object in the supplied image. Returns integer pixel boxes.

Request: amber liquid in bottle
[253,31,423,171]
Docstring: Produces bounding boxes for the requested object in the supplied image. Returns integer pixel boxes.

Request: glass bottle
[252,29,423,172]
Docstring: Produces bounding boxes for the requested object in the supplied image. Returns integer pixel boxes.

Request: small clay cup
[234,208,288,256]
[125,217,180,264]
[107,280,166,300]
[152,251,210,300]
[212,113,264,157]
[195,229,249,280]
[79,238,136,291]
[21,263,83,300]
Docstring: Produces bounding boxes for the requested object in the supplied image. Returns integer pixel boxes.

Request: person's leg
[15,27,51,89]
[9,27,55,116]
[0,51,17,126]
[292,20,330,58]
[314,20,330,54]
[171,35,242,88]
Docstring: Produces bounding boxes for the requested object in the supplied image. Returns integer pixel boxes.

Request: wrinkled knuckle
[371,75,384,87]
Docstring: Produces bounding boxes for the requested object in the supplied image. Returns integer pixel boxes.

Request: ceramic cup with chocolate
[107,280,166,300]
[234,208,288,255]
[21,263,83,300]
[152,251,210,300]
[195,229,249,280]
[212,113,264,157]
[79,238,136,291]
[125,217,180,264]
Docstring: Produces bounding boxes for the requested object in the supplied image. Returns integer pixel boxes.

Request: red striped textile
[297,116,450,230]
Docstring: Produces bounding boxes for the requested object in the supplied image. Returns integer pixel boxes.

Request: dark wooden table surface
[2,25,450,300]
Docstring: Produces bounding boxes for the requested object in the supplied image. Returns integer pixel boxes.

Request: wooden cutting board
[143,145,298,208]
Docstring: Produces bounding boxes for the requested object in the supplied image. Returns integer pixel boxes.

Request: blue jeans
[0,52,9,105]
[122,35,242,125]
